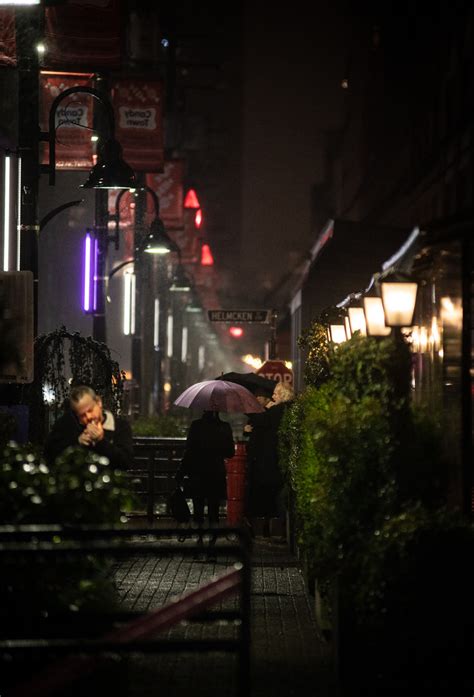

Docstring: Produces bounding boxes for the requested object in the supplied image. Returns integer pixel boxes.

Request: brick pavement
[110,534,336,697]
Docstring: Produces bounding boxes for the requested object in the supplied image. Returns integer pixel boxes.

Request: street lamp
[322,306,349,344]
[379,269,418,327]
[40,86,136,190]
[169,263,191,292]
[346,293,367,336]
[114,185,178,255]
[362,278,392,336]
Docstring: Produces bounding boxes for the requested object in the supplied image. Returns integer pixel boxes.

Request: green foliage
[329,333,411,407]
[132,412,189,437]
[0,442,137,617]
[297,320,331,388]
[280,328,453,618]
[353,503,472,623]
[280,383,398,592]
[0,442,136,524]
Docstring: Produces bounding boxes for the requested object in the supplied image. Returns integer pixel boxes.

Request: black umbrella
[216,371,277,396]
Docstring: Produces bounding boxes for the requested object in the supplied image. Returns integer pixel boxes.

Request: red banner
[146,160,184,230]
[44,0,121,70]
[39,74,94,170]
[0,10,16,68]
[111,78,164,172]
[108,190,135,258]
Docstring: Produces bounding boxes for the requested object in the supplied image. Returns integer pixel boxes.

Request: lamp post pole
[91,75,110,344]
[15,8,41,335]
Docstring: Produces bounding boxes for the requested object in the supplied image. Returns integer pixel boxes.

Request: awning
[297,218,415,326]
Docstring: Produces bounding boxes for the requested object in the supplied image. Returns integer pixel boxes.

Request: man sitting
[44,385,133,470]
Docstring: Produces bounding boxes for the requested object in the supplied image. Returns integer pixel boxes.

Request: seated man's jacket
[44,408,133,470]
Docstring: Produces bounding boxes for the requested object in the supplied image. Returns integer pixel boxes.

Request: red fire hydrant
[225,442,247,526]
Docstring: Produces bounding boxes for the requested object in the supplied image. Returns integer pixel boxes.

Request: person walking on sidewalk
[177,410,235,555]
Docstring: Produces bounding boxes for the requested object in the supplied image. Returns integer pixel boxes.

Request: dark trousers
[192,495,221,526]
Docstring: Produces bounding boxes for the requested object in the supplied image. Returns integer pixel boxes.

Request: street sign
[207,309,272,323]
[257,360,293,386]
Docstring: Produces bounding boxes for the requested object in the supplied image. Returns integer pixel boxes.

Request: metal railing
[128,437,186,522]
[0,524,251,697]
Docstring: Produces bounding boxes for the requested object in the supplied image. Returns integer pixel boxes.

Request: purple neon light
[82,232,98,314]
[83,233,91,312]
[93,236,98,312]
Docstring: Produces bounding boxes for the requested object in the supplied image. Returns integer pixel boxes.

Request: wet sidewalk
[111,534,336,697]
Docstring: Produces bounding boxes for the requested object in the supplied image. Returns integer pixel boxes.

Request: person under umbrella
[174,380,263,558]
[176,411,235,552]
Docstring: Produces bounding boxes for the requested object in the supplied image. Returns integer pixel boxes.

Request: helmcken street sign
[207,309,271,323]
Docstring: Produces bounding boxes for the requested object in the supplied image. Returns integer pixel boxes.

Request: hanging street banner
[111,78,164,172]
[146,160,185,229]
[39,73,94,170]
[0,10,16,67]
[44,0,121,70]
[208,309,272,323]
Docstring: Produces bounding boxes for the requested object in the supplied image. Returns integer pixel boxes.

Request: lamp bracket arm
[109,258,136,280]
[47,86,116,186]
[39,199,84,232]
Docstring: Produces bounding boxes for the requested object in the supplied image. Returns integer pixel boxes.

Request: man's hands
[77,419,104,447]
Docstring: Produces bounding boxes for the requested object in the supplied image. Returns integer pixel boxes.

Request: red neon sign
[184,188,200,209]
[200,243,214,266]
[194,208,203,229]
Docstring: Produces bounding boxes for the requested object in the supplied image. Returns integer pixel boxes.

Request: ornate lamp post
[39,84,136,344]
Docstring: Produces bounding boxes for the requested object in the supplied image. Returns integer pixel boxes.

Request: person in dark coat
[177,410,235,530]
[244,383,294,536]
[43,385,133,470]
[244,391,274,523]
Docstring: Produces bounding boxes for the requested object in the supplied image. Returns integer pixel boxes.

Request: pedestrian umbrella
[215,371,277,396]
[174,380,265,413]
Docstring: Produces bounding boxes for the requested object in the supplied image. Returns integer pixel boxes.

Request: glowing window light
[82,232,98,313]
[363,296,391,336]
[3,155,11,271]
[154,298,160,349]
[123,269,136,335]
[440,296,462,328]
[242,354,263,370]
[419,326,428,353]
[411,326,420,352]
[198,345,205,372]
[167,312,174,357]
[181,326,188,363]
[429,316,441,351]
[348,307,367,336]
[42,383,55,405]
[344,316,352,339]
